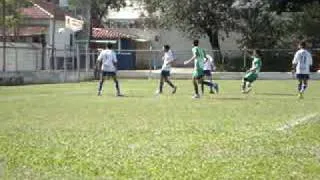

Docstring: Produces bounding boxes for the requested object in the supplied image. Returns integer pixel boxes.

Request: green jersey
[192,47,206,71]
[251,56,262,74]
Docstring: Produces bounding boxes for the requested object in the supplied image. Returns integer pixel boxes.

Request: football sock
[159,81,164,93]
[98,81,104,92]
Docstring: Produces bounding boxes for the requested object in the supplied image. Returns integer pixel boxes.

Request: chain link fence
[1,45,320,73]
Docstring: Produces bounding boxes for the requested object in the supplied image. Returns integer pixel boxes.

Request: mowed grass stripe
[0,80,319,179]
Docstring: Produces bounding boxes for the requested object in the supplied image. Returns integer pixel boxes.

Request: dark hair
[299,41,306,48]
[164,45,170,51]
[107,43,113,49]
[193,40,199,46]
[254,49,262,57]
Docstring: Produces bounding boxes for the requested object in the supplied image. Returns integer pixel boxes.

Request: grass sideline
[0,80,319,179]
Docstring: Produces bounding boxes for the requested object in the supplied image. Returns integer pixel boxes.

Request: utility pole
[2,0,6,72]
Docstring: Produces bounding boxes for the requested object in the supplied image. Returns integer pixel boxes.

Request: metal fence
[1,46,320,73]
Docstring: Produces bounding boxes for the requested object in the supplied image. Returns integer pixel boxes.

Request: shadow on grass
[256,93,297,97]
[214,97,246,101]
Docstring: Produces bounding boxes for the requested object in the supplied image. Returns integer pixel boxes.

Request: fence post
[63,46,67,82]
[85,46,89,72]
[148,47,152,80]
[72,46,75,71]
[91,51,95,70]
[76,44,80,82]
[54,48,58,71]
[15,47,18,72]
[243,50,247,70]
[35,48,39,71]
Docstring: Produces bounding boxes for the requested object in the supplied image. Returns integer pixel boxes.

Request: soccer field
[0,80,319,179]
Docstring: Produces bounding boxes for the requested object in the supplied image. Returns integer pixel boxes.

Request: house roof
[19,6,51,19]
[92,28,137,40]
[20,0,72,21]
[0,26,48,37]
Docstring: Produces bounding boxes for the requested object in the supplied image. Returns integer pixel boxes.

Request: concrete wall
[0,43,42,72]
[0,71,95,85]
[1,71,319,85]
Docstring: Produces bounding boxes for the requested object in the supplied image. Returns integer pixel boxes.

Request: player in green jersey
[184,40,216,99]
[242,49,262,94]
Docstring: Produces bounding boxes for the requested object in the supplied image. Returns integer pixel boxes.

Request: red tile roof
[31,0,71,20]
[20,6,51,19]
[0,26,48,36]
[20,0,72,21]
[92,28,136,40]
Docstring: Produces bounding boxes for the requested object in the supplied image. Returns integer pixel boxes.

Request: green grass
[0,80,319,179]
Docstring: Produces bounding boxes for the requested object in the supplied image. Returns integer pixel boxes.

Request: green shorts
[244,72,258,82]
[193,69,204,79]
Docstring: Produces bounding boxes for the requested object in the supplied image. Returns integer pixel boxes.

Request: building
[0,0,83,71]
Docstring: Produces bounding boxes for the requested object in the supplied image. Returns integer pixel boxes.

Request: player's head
[163,45,170,52]
[253,49,262,57]
[106,43,113,49]
[193,40,199,47]
[299,41,306,49]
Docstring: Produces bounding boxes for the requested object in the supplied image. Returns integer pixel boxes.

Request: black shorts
[203,70,212,76]
[161,70,170,77]
[296,74,310,80]
[102,71,116,77]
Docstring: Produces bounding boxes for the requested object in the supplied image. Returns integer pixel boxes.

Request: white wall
[155,29,241,52]
[0,43,41,71]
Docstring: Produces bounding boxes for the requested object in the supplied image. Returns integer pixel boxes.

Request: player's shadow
[214,97,246,101]
[256,93,296,97]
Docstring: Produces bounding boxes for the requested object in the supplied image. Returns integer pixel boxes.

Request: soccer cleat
[192,94,200,99]
[214,84,219,94]
[116,93,124,97]
[209,90,215,94]
[97,91,102,96]
[155,90,162,95]
[172,86,177,94]
[245,87,252,94]
[298,92,304,99]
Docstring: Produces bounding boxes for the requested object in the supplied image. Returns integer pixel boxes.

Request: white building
[0,0,77,71]
[106,0,241,52]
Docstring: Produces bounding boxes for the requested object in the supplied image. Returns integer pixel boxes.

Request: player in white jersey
[203,54,219,94]
[292,41,313,99]
[96,43,123,96]
[156,45,177,94]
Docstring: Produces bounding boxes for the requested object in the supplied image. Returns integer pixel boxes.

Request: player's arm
[112,52,118,70]
[291,52,299,73]
[309,52,313,68]
[96,50,103,67]
[184,55,196,65]
[249,64,258,72]
[166,54,175,65]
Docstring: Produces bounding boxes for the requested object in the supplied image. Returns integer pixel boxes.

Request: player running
[241,49,262,94]
[184,40,216,99]
[203,54,219,94]
[156,45,177,94]
[96,43,123,97]
[292,41,313,99]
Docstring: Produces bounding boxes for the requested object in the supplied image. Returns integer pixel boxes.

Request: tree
[291,2,320,43]
[271,0,320,13]
[69,0,126,27]
[143,0,235,50]
[0,0,31,38]
[232,0,291,49]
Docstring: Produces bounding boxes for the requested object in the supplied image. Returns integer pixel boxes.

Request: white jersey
[161,50,174,71]
[97,49,118,72]
[292,49,313,74]
[204,55,215,71]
